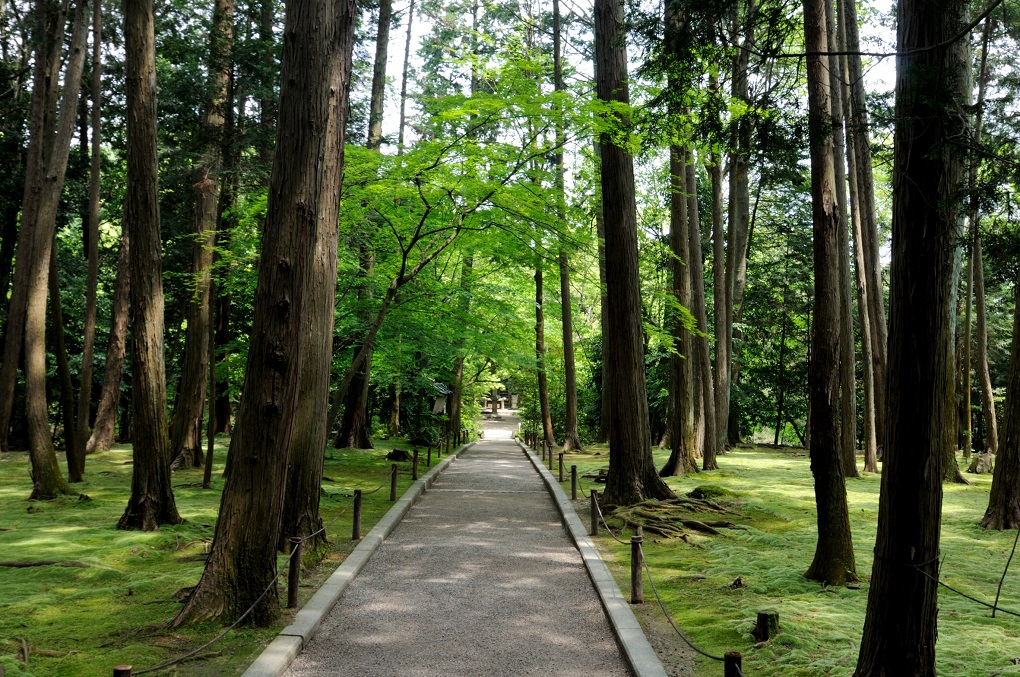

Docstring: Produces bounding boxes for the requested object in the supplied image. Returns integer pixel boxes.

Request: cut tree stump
[752,610,780,642]
[967,452,994,474]
[386,448,414,462]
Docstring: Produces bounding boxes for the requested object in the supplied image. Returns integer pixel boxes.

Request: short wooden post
[571,465,578,500]
[631,530,644,604]
[590,489,599,536]
[548,447,553,471]
[426,445,432,468]
[114,666,132,677]
[412,449,420,481]
[390,464,398,501]
[558,453,564,481]
[288,537,302,609]
[724,652,742,677]
[753,610,780,642]
[352,489,362,540]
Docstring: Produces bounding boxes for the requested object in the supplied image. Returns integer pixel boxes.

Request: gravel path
[284,412,631,676]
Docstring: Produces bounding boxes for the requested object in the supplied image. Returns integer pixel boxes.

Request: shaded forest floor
[0,437,424,676]
[562,444,1020,677]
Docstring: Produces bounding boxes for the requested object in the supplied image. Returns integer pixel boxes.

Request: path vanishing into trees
[283,411,631,676]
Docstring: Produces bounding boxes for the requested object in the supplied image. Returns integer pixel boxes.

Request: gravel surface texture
[284,413,631,676]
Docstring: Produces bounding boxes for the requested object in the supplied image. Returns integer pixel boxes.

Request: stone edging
[517,439,669,677]
[242,442,476,677]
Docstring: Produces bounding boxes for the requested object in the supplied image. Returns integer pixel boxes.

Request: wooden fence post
[288,537,302,609]
[352,489,362,540]
[390,464,398,501]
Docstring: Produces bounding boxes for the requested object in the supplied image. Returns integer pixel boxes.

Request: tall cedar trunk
[595,146,610,443]
[24,0,87,498]
[388,381,400,435]
[802,0,855,586]
[87,232,130,453]
[595,0,673,506]
[845,112,879,472]
[75,0,102,455]
[336,353,374,448]
[553,0,581,452]
[963,20,991,460]
[974,239,998,455]
[854,0,966,666]
[49,238,81,481]
[396,0,414,151]
[841,0,887,458]
[450,257,473,436]
[774,295,788,446]
[169,0,233,470]
[710,115,728,457]
[176,0,355,626]
[535,260,555,448]
[826,0,858,479]
[687,157,717,468]
[214,163,236,435]
[981,279,1020,529]
[118,0,181,530]
[0,0,68,452]
[367,0,391,150]
[661,145,696,477]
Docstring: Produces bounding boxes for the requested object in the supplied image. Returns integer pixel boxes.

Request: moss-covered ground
[0,437,432,676]
[559,444,1020,676]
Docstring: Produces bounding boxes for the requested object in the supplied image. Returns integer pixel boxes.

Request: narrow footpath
[283,412,632,676]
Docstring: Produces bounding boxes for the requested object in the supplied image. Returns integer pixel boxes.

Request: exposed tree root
[607,498,746,539]
[0,560,90,568]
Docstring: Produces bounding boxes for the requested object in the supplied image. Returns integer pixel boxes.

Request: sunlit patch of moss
[560,445,1020,676]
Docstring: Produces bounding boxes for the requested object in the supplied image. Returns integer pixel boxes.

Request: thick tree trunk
[841,0,887,459]
[118,0,181,530]
[169,0,232,470]
[75,0,102,455]
[802,0,855,587]
[535,260,555,448]
[49,239,81,481]
[661,146,696,477]
[595,0,673,506]
[0,0,69,452]
[687,157,716,468]
[981,279,1020,529]
[176,0,355,626]
[854,0,967,666]
[88,233,130,453]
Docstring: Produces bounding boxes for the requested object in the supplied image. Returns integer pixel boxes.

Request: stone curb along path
[242,442,476,677]
[517,439,668,677]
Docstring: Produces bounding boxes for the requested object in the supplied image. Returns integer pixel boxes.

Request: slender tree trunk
[87,232,130,453]
[841,0,887,459]
[49,238,81,481]
[595,147,610,444]
[661,145,696,476]
[75,0,102,455]
[973,235,998,453]
[367,0,391,151]
[802,0,855,586]
[710,135,728,457]
[396,0,414,152]
[854,0,967,665]
[118,0,182,530]
[595,0,673,505]
[169,0,233,470]
[176,0,355,626]
[774,293,788,446]
[687,157,716,469]
[535,258,555,448]
[450,256,473,436]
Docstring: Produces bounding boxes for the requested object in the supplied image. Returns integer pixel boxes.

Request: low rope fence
[114,431,479,676]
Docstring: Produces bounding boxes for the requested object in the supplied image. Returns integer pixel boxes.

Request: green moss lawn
[561,444,1020,676]
[0,437,427,676]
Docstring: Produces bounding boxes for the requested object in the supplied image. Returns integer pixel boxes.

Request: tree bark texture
[535,259,556,448]
[0,0,69,452]
[49,238,81,481]
[397,0,414,151]
[854,0,967,667]
[367,0,391,150]
[118,0,181,530]
[710,137,728,457]
[87,232,130,453]
[973,235,998,454]
[982,277,1020,529]
[802,0,855,587]
[661,145,696,477]
[75,0,103,454]
[169,0,233,470]
[450,256,473,436]
[176,0,355,627]
[687,157,716,469]
[595,145,610,444]
[595,0,673,506]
